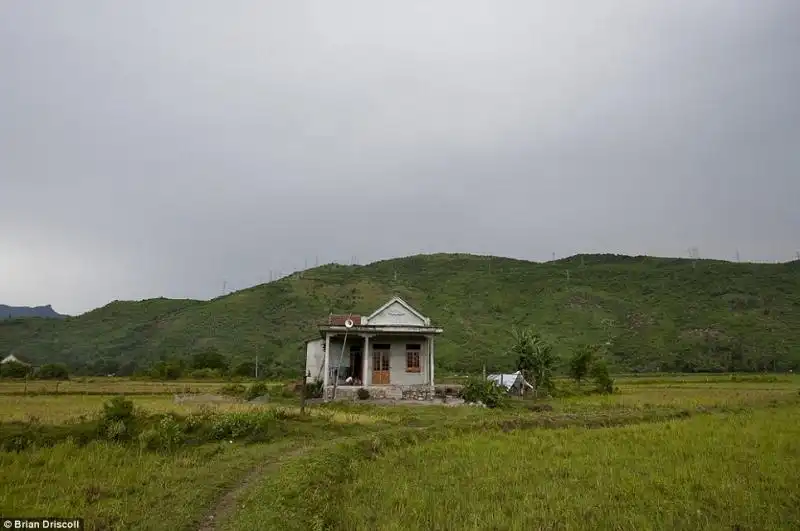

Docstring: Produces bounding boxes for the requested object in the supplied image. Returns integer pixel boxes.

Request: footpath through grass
[2,377,799,530]
[227,405,800,531]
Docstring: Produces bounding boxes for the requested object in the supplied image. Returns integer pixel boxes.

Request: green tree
[590,358,614,394]
[149,359,184,380]
[191,347,228,372]
[512,327,556,396]
[0,360,31,378]
[569,344,599,383]
[36,363,69,380]
[233,361,256,378]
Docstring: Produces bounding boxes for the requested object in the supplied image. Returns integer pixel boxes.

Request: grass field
[1,375,799,530]
[235,407,799,531]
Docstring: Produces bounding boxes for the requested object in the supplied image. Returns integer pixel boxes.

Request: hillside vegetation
[1,253,799,376]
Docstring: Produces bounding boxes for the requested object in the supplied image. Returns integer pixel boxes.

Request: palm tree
[512,327,555,397]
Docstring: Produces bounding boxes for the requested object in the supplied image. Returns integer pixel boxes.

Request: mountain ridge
[1,252,798,376]
[0,304,66,320]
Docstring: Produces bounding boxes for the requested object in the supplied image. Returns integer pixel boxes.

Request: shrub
[210,410,278,441]
[244,382,270,401]
[36,363,69,380]
[305,379,324,399]
[590,359,614,394]
[99,397,138,441]
[356,388,370,400]
[459,377,508,408]
[188,368,223,380]
[139,414,184,452]
[280,385,297,399]
[220,383,247,398]
[0,361,31,379]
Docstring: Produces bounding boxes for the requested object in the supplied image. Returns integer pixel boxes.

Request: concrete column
[362,334,370,386]
[429,336,435,387]
[323,333,331,395]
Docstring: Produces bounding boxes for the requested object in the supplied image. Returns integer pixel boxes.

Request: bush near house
[459,377,508,408]
[0,360,31,378]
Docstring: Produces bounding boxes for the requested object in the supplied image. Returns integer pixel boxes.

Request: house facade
[305,296,443,400]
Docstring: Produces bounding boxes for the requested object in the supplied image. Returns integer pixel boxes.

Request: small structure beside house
[487,370,533,396]
[305,296,443,401]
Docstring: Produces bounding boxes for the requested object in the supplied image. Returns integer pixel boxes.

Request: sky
[2,1,799,315]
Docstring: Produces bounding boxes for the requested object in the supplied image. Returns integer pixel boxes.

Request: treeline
[0,347,300,381]
[0,361,69,380]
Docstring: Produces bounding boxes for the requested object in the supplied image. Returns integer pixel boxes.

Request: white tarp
[487,371,534,391]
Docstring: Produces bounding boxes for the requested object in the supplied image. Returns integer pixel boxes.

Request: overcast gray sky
[2,1,799,315]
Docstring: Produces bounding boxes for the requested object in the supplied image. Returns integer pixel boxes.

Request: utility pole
[735,250,740,262]
[222,281,227,295]
[255,356,259,380]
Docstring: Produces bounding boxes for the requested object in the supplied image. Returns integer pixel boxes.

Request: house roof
[327,314,361,326]
[311,296,442,339]
[366,296,430,325]
[1,354,29,365]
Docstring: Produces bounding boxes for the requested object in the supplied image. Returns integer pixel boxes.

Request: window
[406,344,421,372]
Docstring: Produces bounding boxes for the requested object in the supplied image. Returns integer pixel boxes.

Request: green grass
[2,253,799,375]
[227,406,800,531]
[2,378,799,530]
[0,439,306,531]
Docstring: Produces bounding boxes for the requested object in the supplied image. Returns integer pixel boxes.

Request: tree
[36,363,69,380]
[569,344,599,383]
[590,359,614,394]
[191,347,228,373]
[232,361,256,378]
[0,360,31,379]
[512,327,556,396]
[149,359,185,380]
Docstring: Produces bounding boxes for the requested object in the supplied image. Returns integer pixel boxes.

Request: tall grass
[0,439,303,531]
[227,406,800,531]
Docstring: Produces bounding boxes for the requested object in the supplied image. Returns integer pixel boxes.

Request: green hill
[2,253,799,376]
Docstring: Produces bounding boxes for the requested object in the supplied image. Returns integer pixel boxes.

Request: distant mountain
[0,253,799,376]
[0,304,66,320]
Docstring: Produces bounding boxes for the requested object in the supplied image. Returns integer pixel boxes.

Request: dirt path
[197,445,314,531]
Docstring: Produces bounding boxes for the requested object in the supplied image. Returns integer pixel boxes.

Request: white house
[1,354,28,365]
[305,296,443,400]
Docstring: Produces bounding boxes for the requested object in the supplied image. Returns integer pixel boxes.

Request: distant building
[305,296,443,400]
[1,354,30,366]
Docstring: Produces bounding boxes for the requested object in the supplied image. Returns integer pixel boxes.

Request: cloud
[1,0,798,314]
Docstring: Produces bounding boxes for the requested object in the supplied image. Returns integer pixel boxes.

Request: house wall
[371,335,430,386]
[305,339,324,382]
[311,334,432,386]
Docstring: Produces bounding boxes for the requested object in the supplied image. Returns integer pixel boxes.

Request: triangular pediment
[366,297,429,327]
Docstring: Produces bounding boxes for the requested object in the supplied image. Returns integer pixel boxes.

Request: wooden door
[372,348,390,385]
